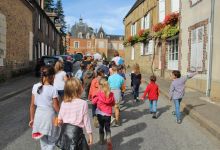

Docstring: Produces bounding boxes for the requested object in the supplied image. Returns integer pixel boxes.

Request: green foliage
[44,0,54,12]
[55,0,67,35]
[161,25,179,39]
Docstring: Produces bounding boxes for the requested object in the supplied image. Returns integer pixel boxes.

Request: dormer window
[78,32,83,38]
[86,33,90,39]
[100,32,104,38]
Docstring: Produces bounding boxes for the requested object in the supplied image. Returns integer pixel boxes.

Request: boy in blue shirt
[108,65,124,126]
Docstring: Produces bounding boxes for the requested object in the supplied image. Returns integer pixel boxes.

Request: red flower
[128,36,133,42]
[163,12,179,26]
[138,29,145,36]
[153,23,164,32]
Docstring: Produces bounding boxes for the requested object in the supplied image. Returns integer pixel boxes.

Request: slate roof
[124,0,145,20]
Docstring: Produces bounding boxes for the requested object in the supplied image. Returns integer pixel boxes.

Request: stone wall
[0,0,33,79]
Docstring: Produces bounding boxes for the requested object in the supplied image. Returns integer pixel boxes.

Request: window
[171,0,180,12]
[131,22,137,36]
[131,46,135,60]
[38,14,41,29]
[87,41,91,48]
[100,32,104,38]
[112,43,118,50]
[74,41,79,49]
[98,41,105,48]
[159,0,165,22]
[86,33,90,39]
[168,38,179,70]
[0,13,6,66]
[140,40,154,55]
[119,44,124,50]
[190,26,204,71]
[78,32,83,38]
[141,13,150,30]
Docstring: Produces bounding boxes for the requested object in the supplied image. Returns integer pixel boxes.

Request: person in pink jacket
[92,78,115,149]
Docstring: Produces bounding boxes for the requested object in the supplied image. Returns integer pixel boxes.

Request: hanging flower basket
[163,12,179,26]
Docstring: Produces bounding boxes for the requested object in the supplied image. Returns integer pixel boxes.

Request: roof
[124,0,145,20]
[106,34,124,41]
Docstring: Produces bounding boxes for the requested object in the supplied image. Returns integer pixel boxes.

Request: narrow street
[1,80,220,150]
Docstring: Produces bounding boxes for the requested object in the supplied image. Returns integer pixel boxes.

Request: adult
[111,51,124,66]
[64,56,73,77]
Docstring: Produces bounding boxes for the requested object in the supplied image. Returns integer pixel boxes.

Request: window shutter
[145,14,150,29]
[140,43,144,55]
[141,17,144,30]
[148,40,154,54]
[196,27,204,71]
[134,22,137,35]
[171,0,180,12]
[159,0,166,22]
[131,47,135,60]
[190,29,197,71]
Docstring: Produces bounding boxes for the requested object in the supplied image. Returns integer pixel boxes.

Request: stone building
[66,18,124,59]
[0,0,34,79]
[180,0,220,98]
[124,0,180,75]
[0,0,63,80]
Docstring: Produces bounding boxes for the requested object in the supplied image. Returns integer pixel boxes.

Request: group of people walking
[29,51,197,150]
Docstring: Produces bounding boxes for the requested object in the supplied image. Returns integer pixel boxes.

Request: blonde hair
[99,78,110,98]
[54,60,64,73]
[133,63,140,74]
[64,78,83,102]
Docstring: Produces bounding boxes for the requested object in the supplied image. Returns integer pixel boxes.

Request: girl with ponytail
[29,66,60,150]
[92,78,115,149]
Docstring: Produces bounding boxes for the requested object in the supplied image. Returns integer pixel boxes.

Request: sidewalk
[0,74,38,102]
[142,73,220,140]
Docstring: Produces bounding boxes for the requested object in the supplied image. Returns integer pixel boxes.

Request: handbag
[56,123,89,150]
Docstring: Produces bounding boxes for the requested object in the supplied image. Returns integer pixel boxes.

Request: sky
[62,0,135,35]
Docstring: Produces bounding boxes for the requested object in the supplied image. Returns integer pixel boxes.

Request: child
[83,64,95,100]
[92,78,115,149]
[54,60,66,100]
[108,65,124,126]
[57,78,93,149]
[131,63,142,102]
[29,66,60,149]
[141,75,159,119]
[75,63,86,82]
[118,65,126,101]
[169,70,197,124]
[89,68,105,128]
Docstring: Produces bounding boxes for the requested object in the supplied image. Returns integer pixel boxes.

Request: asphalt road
[1,85,220,150]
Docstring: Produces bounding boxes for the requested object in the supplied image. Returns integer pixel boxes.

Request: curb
[0,85,32,102]
[159,86,220,141]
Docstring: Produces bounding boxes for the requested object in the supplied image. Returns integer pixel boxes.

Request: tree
[55,0,67,35]
[44,0,54,12]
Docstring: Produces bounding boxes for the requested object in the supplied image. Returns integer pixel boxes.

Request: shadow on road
[91,122,146,150]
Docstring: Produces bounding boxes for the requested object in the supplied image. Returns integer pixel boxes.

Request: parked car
[35,56,58,77]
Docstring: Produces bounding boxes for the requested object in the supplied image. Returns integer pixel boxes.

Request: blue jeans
[149,100,157,113]
[173,99,182,120]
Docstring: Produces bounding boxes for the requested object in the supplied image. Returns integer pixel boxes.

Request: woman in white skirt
[29,66,60,150]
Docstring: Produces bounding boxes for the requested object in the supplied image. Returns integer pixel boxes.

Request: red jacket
[89,77,99,100]
[142,82,159,100]
[92,91,115,115]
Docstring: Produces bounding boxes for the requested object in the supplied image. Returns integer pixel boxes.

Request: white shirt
[112,56,121,65]
[54,71,66,91]
[32,83,58,109]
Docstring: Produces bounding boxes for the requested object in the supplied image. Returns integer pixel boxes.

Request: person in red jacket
[141,75,159,119]
[92,78,115,149]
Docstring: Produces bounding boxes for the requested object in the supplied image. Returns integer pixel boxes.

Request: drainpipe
[206,0,215,97]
